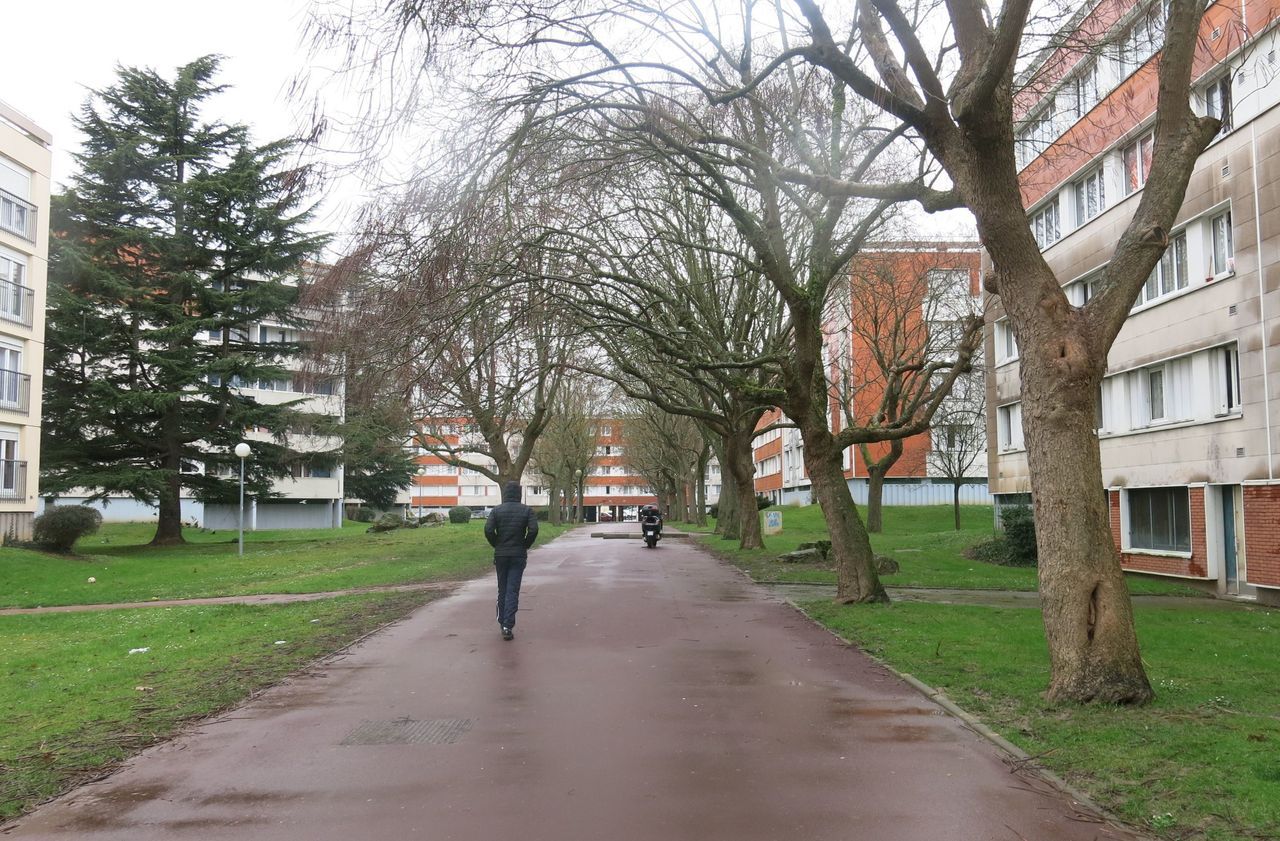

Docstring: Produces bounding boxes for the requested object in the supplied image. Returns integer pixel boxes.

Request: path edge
[781,596,1151,839]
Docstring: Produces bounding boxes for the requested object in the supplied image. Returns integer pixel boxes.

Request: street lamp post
[416,466,427,522]
[235,442,251,556]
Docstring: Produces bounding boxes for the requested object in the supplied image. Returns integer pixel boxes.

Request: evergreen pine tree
[43,56,328,544]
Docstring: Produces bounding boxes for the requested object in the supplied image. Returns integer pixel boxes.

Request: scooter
[641,512,663,549]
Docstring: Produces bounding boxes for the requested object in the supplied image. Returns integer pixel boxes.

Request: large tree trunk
[804,430,886,603]
[548,479,563,525]
[953,482,962,531]
[865,467,887,533]
[1021,350,1152,704]
[151,467,185,546]
[717,460,740,539]
[723,430,763,549]
[861,440,904,534]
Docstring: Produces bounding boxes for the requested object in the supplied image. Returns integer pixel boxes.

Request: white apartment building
[0,101,49,541]
[988,0,1280,603]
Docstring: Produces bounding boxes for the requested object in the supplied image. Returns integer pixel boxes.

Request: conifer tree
[43,56,327,545]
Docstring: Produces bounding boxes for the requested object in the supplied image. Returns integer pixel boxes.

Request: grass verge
[0,591,435,822]
[802,599,1280,841]
[0,521,569,609]
[689,504,1199,596]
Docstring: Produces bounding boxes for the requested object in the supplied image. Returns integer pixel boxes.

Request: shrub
[755,494,774,510]
[532,506,550,521]
[1000,506,1038,567]
[964,506,1038,567]
[33,505,104,552]
[448,506,472,524]
[352,507,377,523]
[708,503,719,519]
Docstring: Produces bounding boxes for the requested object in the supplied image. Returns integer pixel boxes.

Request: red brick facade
[1243,485,1280,588]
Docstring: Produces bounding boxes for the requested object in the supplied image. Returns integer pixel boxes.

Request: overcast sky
[4,1,974,242]
[5,0,372,229]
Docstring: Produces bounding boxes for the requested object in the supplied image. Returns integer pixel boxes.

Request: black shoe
[501,626,514,641]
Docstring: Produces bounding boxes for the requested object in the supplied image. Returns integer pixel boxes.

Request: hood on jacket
[502,481,523,503]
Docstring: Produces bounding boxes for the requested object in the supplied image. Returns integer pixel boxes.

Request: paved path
[2,524,1143,841]
[0,583,458,616]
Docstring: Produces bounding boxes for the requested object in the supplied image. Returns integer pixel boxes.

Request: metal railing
[0,279,34,327]
[0,459,26,499]
[0,369,29,413]
[0,189,35,242]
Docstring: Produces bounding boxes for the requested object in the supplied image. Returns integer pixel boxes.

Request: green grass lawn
[0,520,569,609]
[0,591,436,822]
[802,599,1280,841]
[689,504,1200,596]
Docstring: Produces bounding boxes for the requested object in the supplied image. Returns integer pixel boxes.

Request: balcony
[0,189,36,242]
[0,369,30,413]
[0,279,34,327]
[0,459,26,500]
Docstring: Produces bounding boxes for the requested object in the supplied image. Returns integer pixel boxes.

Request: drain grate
[340,718,473,746]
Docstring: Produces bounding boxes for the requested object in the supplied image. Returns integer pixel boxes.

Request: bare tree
[764,0,1220,702]
[621,402,705,520]
[926,370,987,531]
[532,375,610,524]
[832,247,982,532]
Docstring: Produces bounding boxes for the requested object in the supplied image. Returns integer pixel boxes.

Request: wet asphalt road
[3,524,1143,840]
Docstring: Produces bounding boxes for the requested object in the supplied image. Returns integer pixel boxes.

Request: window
[0,252,29,325]
[600,425,612,437]
[1211,210,1234,276]
[1067,277,1096,307]
[1119,3,1165,77]
[997,403,1024,451]
[1069,61,1102,120]
[1030,197,1061,249]
[1127,487,1190,553]
[0,158,31,200]
[0,344,21,409]
[1122,133,1155,195]
[1133,231,1188,307]
[1016,104,1058,168]
[1074,168,1106,224]
[1205,75,1232,134]
[994,320,1018,364]
[1147,368,1166,420]
[1214,344,1241,416]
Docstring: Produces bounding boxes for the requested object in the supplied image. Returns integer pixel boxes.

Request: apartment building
[405,418,661,521]
[52,270,346,530]
[987,0,1280,602]
[201,276,346,531]
[0,101,49,541]
[752,245,989,507]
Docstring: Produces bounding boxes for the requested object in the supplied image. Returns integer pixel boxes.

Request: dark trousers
[495,557,527,629]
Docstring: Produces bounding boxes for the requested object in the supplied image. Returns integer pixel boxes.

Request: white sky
[5,0,373,231]
[3,1,975,243]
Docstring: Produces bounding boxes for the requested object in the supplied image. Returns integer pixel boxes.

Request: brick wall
[1243,485,1280,588]
[1110,487,1209,579]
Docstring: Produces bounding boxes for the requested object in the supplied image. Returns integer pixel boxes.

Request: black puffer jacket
[484,482,539,561]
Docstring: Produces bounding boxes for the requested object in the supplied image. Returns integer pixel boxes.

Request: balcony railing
[0,279,34,327]
[0,189,36,242]
[0,459,27,499]
[0,369,29,413]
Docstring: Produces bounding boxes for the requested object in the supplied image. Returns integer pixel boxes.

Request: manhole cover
[340,718,473,746]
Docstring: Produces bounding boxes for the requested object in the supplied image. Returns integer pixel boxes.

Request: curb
[784,598,1149,839]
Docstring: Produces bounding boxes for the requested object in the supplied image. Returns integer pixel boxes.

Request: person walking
[484,481,539,640]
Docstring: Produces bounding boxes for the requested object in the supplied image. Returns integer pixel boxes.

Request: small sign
[763,510,782,535]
